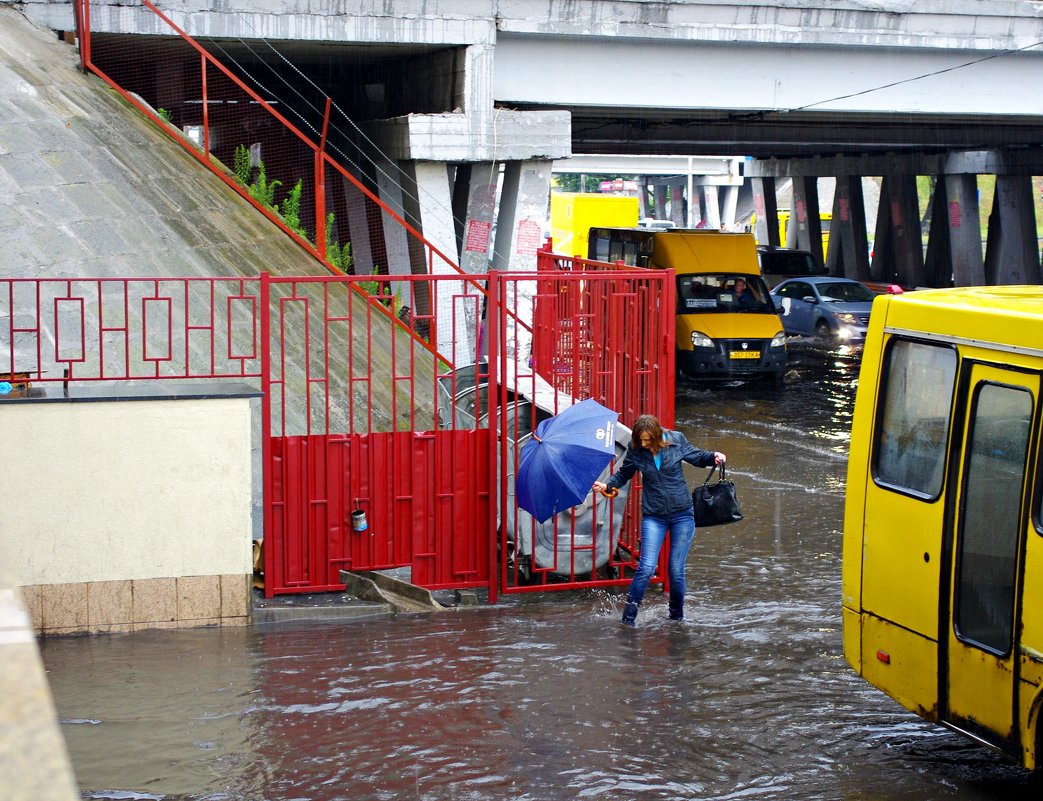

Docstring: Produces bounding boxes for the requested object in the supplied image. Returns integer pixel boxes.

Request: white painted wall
[0,397,253,586]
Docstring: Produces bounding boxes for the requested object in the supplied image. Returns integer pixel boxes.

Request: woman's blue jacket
[603,429,716,518]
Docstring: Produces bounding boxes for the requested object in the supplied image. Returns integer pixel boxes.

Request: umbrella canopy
[515,398,620,523]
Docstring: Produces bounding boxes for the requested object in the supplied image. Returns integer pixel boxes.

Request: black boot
[621,601,639,627]
[668,595,684,621]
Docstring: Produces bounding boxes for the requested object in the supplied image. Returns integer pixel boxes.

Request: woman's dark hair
[631,415,668,453]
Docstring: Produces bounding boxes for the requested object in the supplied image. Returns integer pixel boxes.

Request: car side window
[782,282,810,299]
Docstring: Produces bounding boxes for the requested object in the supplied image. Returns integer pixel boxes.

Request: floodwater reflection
[41,341,1041,800]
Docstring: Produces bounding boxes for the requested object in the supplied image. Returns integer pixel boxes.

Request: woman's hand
[714,452,727,465]
[592,481,608,493]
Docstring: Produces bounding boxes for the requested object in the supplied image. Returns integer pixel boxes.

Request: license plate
[729,350,760,360]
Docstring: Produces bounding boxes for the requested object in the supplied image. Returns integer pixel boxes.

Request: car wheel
[814,320,833,343]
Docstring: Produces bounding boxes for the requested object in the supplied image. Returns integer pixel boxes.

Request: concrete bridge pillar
[490,160,553,273]
[828,176,870,280]
[984,174,1042,285]
[654,183,670,222]
[751,177,780,246]
[384,160,477,364]
[344,180,377,277]
[701,186,721,229]
[454,163,499,275]
[791,177,824,268]
[670,183,686,227]
[720,185,738,231]
[490,159,553,362]
[873,174,924,286]
[942,173,985,287]
[923,178,953,287]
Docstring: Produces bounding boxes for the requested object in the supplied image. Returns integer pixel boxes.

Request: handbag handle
[702,462,726,484]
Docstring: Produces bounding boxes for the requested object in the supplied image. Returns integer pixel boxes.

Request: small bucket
[351,506,368,532]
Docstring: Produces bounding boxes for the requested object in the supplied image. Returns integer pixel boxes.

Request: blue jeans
[625,510,696,620]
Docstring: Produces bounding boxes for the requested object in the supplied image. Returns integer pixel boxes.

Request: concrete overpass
[18,0,1043,286]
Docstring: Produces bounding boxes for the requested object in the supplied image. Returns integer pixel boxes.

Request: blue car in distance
[770,277,876,343]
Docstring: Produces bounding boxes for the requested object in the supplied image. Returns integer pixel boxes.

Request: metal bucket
[351,507,368,532]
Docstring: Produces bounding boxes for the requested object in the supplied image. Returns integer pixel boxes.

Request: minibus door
[943,365,1036,748]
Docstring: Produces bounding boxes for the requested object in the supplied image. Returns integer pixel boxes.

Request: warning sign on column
[515,219,542,255]
[465,220,492,253]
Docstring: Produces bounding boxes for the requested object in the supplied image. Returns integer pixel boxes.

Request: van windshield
[677,274,776,314]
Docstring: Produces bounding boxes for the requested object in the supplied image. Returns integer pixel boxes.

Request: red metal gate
[261,272,496,597]
[490,254,675,594]
[261,261,673,600]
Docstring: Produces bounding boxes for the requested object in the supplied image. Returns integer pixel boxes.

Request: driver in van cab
[732,277,757,308]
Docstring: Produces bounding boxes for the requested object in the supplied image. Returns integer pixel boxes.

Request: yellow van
[842,285,1043,769]
[588,228,787,387]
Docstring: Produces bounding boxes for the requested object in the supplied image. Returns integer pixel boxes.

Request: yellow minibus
[842,285,1043,769]
[588,227,787,388]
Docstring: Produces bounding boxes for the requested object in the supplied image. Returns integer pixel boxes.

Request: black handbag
[692,464,743,527]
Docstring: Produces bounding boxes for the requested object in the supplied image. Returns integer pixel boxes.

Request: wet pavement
[40,340,1043,800]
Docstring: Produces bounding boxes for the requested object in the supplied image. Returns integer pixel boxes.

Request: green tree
[554,174,623,193]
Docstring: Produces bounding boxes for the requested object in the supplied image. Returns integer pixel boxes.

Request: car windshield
[677,273,776,314]
[817,281,875,303]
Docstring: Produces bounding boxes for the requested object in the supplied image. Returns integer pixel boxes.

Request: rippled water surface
[41,342,1042,800]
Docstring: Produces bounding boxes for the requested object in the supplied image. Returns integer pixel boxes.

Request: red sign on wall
[515,219,542,255]
[949,201,962,228]
[465,220,492,253]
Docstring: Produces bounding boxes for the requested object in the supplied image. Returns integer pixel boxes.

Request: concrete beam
[828,176,870,280]
[944,174,986,286]
[746,150,1043,179]
[368,110,570,163]
[984,175,1043,285]
[552,154,742,177]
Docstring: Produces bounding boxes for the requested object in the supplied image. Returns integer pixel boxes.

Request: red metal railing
[0,277,261,384]
[72,0,464,282]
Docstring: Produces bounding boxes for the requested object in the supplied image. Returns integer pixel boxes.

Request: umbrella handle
[599,487,619,498]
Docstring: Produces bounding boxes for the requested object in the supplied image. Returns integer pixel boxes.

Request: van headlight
[691,331,714,348]
[770,331,787,348]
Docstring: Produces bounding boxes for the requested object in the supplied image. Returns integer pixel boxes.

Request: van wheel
[769,370,785,390]
[814,320,833,343]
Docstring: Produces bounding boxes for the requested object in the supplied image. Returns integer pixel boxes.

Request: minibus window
[954,383,1031,653]
[874,340,957,497]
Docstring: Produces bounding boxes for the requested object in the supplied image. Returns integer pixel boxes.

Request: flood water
[40,341,1041,800]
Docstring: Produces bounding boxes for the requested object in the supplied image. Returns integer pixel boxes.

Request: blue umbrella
[516,398,620,523]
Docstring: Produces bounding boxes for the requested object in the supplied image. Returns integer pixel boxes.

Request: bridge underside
[47,4,1043,291]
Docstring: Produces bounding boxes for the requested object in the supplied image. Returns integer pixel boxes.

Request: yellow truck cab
[843,286,1043,769]
[588,227,787,387]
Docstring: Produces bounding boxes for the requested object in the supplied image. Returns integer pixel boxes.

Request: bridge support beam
[828,176,870,281]
[943,174,985,287]
[985,174,1043,285]
[454,163,499,275]
[873,174,925,286]
[752,178,780,246]
[791,177,824,267]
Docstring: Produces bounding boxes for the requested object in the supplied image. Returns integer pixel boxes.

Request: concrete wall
[0,388,256,635]
[0,541,79,800]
